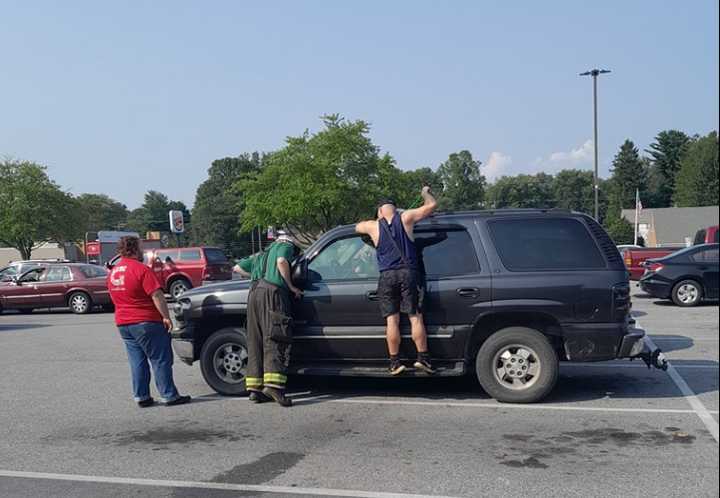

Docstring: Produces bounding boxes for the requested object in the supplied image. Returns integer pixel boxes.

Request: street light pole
[580,68,611,221]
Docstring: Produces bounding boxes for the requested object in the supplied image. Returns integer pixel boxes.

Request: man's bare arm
[355,220,373,235]
[402,186,438,224]
[277,257,303,299]
[233,265,251,278]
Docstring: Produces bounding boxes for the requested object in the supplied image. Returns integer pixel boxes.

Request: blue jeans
[118,321,180,402]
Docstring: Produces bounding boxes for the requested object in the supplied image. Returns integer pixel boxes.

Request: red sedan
[0,263,111,314]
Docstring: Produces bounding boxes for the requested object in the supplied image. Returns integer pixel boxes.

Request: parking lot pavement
[0,291,718,498]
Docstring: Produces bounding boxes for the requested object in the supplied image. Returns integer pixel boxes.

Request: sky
[1,1,718,209]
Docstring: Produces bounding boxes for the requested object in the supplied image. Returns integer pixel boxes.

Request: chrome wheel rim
[213,342,247,384]
[677,284,698,304]
[492,344,541,391]
[71,295,88,313]
[172,282,188,298]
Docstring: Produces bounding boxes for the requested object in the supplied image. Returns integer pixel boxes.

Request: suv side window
[489,218,606,271]
[180,249,202,261]
[415,230,480,277]
[308,236,378,281]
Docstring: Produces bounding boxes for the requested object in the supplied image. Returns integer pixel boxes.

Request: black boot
[262,387,292,407]
[249,391,271,403]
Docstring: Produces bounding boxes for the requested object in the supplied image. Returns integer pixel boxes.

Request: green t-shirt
[238,241,295,289]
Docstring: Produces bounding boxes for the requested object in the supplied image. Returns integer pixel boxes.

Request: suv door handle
[456,287,480,297]
[366,290,379,301]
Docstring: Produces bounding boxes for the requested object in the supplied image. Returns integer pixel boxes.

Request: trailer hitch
[631,348,668,371]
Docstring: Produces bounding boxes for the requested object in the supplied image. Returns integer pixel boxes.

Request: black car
[172,209,665,403]
[639,243,719,306]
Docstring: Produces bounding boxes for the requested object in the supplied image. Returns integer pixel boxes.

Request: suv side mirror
[292,259,308,287]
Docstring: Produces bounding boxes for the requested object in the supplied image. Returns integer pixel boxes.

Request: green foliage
[437,151,485,210]
[604,215,635,245]
[127,190,191,237]
[191,154,262,256]
[608,140,646,210]
[237,115,402,243]
[673,131,719,207]
[0,159,81,259]
[76,193,129,233]
[645,130,691,206]
[552,169,595,214]
[486,173,554,209]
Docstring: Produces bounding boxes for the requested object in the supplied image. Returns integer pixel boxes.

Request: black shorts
[377,268,423,318]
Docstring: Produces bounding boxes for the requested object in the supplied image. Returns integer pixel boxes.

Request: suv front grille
[585,217,623,265]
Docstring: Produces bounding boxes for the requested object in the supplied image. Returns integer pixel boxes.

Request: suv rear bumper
[562,322,645,361]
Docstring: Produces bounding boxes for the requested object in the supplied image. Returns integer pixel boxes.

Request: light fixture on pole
[579,68,611,221]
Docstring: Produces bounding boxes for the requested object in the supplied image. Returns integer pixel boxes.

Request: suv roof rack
[431,208,576,217]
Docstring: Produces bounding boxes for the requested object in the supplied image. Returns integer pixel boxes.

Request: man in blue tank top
[355,186,438,375]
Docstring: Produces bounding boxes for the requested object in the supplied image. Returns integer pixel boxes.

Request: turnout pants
[245,280,293,391]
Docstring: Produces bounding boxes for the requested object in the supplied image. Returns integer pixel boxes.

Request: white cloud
[483,151,512,181]
[533,139,594,172]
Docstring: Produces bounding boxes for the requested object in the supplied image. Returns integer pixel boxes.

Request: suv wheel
[671,279,703,307]
[68,292,92,314]
[169,279,191,299]
[476,327,558,403]
[200,328,249,396]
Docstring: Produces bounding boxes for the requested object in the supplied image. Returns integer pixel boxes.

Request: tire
[68,292,92,314]
[671,279,703,307]
[169,279,191,300]
[476,326,558,403]
[199,328,249,396]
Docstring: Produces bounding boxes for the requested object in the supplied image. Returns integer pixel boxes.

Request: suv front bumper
[617,326,646,357]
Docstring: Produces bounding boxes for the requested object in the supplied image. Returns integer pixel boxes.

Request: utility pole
[579,68,611,220]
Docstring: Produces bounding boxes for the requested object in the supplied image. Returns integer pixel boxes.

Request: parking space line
[0,470,459,498]
[641,324,720,443]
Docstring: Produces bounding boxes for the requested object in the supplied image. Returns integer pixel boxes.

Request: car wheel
[199,328,249,396]
[169,279,191,300]
[476,326,558,403]
[68,292,92,314]
[671,279,703,307]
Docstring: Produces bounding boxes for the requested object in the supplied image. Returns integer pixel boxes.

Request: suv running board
[289,361,466,378]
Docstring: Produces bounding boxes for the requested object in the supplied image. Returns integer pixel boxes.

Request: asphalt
[0,286,717,498]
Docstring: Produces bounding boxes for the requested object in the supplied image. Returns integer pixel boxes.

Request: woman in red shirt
[108,237,191,407]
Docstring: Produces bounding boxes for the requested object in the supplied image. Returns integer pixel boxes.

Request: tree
[646,130,691,206]
[0,159,82,260]
[192,154,262,256]
[76,193,129,234]
[127,191,191,238]
[552,169,595,214]
[608,140,647,210]
[437,151,485,210]
[238,115,399,243]
[486,173,555,209]
[605,216,635,245]
[673,132,719,207]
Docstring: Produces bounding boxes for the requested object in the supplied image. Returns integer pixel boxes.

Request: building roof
[621,206,719,245]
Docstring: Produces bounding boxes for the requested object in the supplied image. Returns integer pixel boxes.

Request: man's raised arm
[402,186,437,224]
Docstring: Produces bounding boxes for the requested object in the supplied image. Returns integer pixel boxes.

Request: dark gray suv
[171,209,665,403]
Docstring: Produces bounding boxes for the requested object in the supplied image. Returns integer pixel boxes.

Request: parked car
[170,209,666,404]
[622,246,685,280]
[639,243,719,306]
[108,247,233,299]
[693,225,719,245]
[0,263,111,314]
[0,259,71,282]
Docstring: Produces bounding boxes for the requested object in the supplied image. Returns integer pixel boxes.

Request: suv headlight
[173,298,191,318]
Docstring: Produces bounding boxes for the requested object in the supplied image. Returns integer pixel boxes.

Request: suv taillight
[612,283,631,321]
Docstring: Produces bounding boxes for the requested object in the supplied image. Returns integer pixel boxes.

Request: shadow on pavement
[0,323,51,332]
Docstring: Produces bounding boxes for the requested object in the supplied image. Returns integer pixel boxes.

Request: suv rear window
[415,230,480,277]
[204,248,228,264]
[488,218,606,271]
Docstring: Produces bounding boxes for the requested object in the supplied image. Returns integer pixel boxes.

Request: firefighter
[235,231,302,407]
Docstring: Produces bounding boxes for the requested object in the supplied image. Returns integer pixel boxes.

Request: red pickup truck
[147,247,233,298]
[622,247,684,280]
[693,225,719,245]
